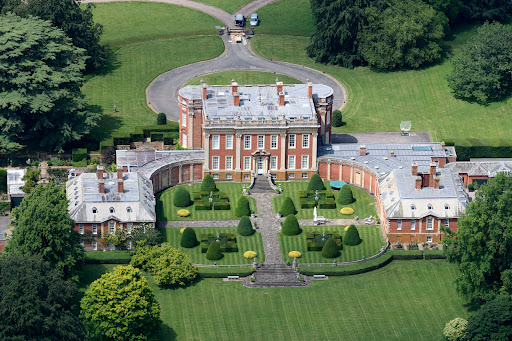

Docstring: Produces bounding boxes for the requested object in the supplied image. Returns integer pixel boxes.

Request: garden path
[298,218,366,226]
[158,220,238,228]
[252,192,284,264]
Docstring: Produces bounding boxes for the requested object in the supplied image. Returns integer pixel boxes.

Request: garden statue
[322,231,326,242]
[216,233,220,242]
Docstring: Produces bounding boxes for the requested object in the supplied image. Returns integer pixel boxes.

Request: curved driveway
[84,0,346,121]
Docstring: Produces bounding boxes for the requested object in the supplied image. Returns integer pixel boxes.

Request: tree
[321,238,339,258]
[459,0,512,21]
[20,167,40,194]
[0,14,99,153]
[235,196,251,217]
[201,174,217,192]
[282,215,301,236]
[237,216,254,236]
[80,265,161,341]
[465,296,512,340]
[101,146,116,165]
[0,254,84,341]
[424,0,462,22]
[443,317,468,341]
[180,227,198,248]
[2,0,106,71]
[174,186,192,207]
[444,173,512,301]
[131,223,162,246]
[337,185,355,205]
[206,240,223,261]
[447,22,512,103]
[0,168,6,192]
[4,183,84,279]
[100,227,128,250]
[279,197,297,216]
[157,112,167,125]
[307,173,326,191]
[359,0,445,70]
[344,225,362,245]
[332,110,343,127]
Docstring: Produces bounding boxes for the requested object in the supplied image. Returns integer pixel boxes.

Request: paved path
[84,0,346,121]
[252,193,284,264]
[298,218,368,226]
[158,220,238,228]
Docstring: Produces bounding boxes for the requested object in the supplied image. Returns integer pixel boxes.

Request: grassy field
[185,71,300,86]
[279,225,385,263]
[162,227,265,264]
[79,261,468,340]
[251,0,512,146]
[156,183,257,221]
[194,0,252,13]
[253,0,315,36]
[273,182,377,219]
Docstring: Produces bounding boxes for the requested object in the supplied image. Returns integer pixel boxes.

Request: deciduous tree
[131,223,162,246]
[465,295,512,340]
[459,0,512,21]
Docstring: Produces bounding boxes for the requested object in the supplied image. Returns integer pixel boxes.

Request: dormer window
[444,204,450,210]
[92,207,97,214]
[109,207,115,214]
[427,204,433,210]
[411,204,416,210]
[127,207,132,213]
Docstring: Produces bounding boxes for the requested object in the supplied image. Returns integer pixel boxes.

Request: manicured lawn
[185,71,300,86]
[156,183,257,221]
[90,2,222,48]
[253,0,315,36]
[272,182,377,219]
[279,225,385,263]
[162,227,265,264]
[84,251,131,261]
[251,0,512,146]
[195,0,252,13]
[79,261,467,340]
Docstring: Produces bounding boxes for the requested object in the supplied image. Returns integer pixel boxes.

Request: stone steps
[251,176,274,193]
[243,266,309,288]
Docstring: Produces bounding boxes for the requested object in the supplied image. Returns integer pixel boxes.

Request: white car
[250,13,259,27]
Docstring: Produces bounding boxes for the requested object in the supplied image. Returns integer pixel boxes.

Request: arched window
[126,207,132,213]
[109,207,115,214]
[410,204,416,210]
[92,207,97,214]
[444,204,450,210]
[427,204,433,210]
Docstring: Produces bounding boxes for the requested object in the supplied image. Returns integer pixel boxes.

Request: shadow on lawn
[159,323,178,341]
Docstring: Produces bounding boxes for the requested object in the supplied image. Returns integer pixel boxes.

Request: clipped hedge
[157,112,167,125]
[174,187,192,208]
[388,250,423,260]
[84,251,132,264]
[279,197,297,216]
[318,199,336,209]
[424,250,447,259]
[198,267,254,278]
[337,185,355,205]
[72,148,87,162]
[0,201,10,213]
[299,254,393,276]
[454,145,512,161]
[307,174,326,191]
[300,199,315,209]
[237,216,255,236]
[213,202,230,210]
[84,258,131,264]
[195,202,211,211]
[235,196,251,217]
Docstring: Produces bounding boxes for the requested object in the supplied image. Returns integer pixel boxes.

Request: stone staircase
[250,176,274,193]
[244,265,309,288]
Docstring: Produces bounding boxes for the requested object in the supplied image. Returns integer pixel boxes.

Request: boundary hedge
[100,123,179,150]
[449,145,512,161]
[198,267,254,278]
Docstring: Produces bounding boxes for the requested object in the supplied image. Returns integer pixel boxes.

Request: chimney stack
[390,150,395,157]
[278,92,285,106]
[233,92,240,106]
[231,79,238,94]
[359,145,367,156]
[430,162,437,176]
[276,80,283,94]
[117,168,123,180]
[308,81,313,98]
[411,162,418,176]
[97,166,104,180]
[122,166,128,173]
[118,179,124,193]
[433,175,440,189]
[202,81,207,100]
[99,179,105,194]
[415,176,422,189]
[441,141,445,149]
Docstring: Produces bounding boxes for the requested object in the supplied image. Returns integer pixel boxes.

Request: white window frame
[426,236,433,243]
[410,220,416,230]
[244,156,251,170]
[226,174,232,180]
[127,223,132,234]
[288,155,296,169]
[397,220,402,231]
[212,156,220,170]
[212,174,219,179]
[244,135,251,150]
[257,135,264,149]
[244,174,250,180]
[225,135,233,149]
[270,156,277,170]
[289,173,295,178]
[302,134,310,149]
[212,135,220,150]
[301,155,309,169]
[225,156,232,170]
[108,221,115,234]
[271,135,278,149]
[444,219,449,227]
[92,240,97,250]
[79,224,84,234]
[182,133,187,148]
[302,173,308,178]
[426,218,434,230]
[288,134,296,148]
[182,111,186,127]
[92,224,97,235]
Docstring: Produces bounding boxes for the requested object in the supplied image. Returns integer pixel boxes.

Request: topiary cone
[237,216,254,236]
[307,174,326,191]
[206,240,223,260]
[201,174,217,192]
[321,238,339,258]
[282,215,301,236]
[337,185,355,205]
[279,197,297,216]
[344,225,362,246]
[180,227,198,248]
[235,196,251,217]
[174,187,192,207]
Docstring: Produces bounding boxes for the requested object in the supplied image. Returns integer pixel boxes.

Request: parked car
[234,14,246,27]
[250,13,259,27]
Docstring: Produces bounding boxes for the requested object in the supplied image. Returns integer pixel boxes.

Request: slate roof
[445,159,512,177]
[7,169,26,195]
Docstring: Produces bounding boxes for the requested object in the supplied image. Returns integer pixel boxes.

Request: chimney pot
[231,80,238,94]
[117,168,123,180]
[390,150,395,157]
[359,145,367,156]
[415,176,422,189]
[307,81,313,98]
[233,92,240,106]
[433,175,440,189]
[202,83,207,100]
[276,81,283,95]
[441,141,445,149]
[96,166,104,180]
[278,92,285,106]
[98,179,105,193]
[118,179,124,193]
[411,162,418,176]
[430,162,437,176]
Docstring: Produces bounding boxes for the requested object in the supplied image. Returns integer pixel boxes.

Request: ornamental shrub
[344,225,350,231]
[206,241,223,260]
[180,227,198,248]
[235,196,251,217]
[180,227,186,234]
[332,110,342,127]
[337,185,355,205]
[279,197,297,216]
[340,207,355,215]
[321,238,339,258]
[237,216,254,236]
[307,174,326,191]
[174,187,192,207]
[443,317,468,341]
[282,215,301,236]
[244,251,257,259]
[157,112,167,125]
[201,174,217,192]
[344,225,362,246]
[177,209,190,217]
[288,251,302,258]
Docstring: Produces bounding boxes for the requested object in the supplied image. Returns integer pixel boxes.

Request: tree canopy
[444,173,512,301]
[465,295,512,340]
[459,0,512,21]
[131,223,162,246]
[447,22,512,103]
[4,182,84,279]
[0,254,84,341]
[80,265,161,341]
[0,14,99,153]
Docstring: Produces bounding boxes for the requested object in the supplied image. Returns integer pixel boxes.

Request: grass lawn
[251,0,512,146]
[194,0,252,13]
[79,261,468,340]
[84,251,131,261]
[185,70,300,86]
[156,183,257,221]
[279,225,385,263]
[273,182,377,219]
[162,227,265,264]
[253,0,315,36]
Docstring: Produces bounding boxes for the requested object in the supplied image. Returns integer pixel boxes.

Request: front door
[257,157,264,174]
